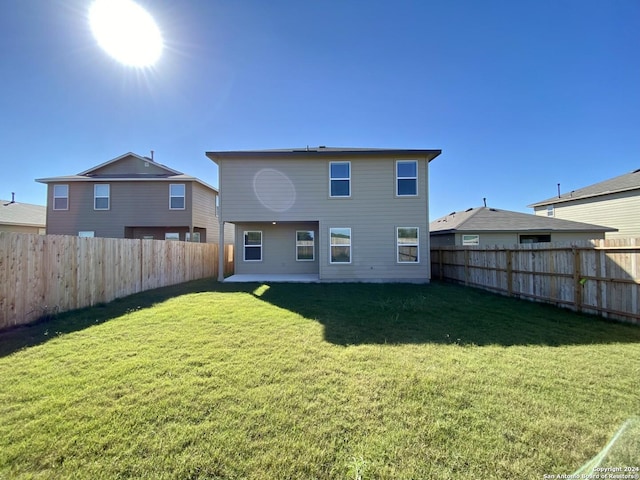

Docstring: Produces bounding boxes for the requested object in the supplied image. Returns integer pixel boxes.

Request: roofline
[430,226,618,234]
[528,185,640,207]
[35,176,218,192]
[0,221,46,228]
[206,148,442,163]
[77,152,183,176]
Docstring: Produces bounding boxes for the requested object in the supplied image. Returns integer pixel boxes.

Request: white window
[165,232,180,241]
[244,231,262,261]
[546,205,554,217]
[296,231,315,261]
[396,160,418,196]
[329,162,350,197]
[397,227,419,263]
[330,228,351,263]
[185,232,201,243]
[94,184,110,210]
[462,235,479,246]
[78,231,94,237]
[142,235,155,240]
[53,184,69,210]
[169,184,185,210]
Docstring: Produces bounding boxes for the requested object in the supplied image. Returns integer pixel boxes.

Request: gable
[79,153,182,178]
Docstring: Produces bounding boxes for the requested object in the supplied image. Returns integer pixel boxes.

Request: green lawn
[1,280,639,479]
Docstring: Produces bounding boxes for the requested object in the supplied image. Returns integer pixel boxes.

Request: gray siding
[431,231,606,247]
[534,190,640,239]
[192,183,218,243]
[233,222,319,275]
[221,155,432,282]
[90,157,169,176]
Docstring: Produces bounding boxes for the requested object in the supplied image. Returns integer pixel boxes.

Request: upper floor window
[396,160,418,196]
[330,162,350,197]
[53,184,68,210]
[170,184,185,209]
[397,227,419,263]
[94,184,110,210]
[546,205,554,217]
[330,227,351,263]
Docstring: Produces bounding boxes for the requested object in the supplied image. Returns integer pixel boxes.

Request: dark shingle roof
[430,207,617,234]
[528,168,640,207]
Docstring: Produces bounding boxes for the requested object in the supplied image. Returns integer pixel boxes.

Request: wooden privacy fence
[0,233,234,329]
[431,238,639,324]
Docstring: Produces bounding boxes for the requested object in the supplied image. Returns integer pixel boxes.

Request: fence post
[438,248,443,280]
[464,248,470,286]
[573,247,582,313]
[506,249,513,297]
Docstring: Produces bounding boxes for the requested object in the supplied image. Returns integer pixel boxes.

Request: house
[430,206,616,247]
[206,146,442,282]
[0,195,46,234]
[528,168,640,239]
[36,152,221,242]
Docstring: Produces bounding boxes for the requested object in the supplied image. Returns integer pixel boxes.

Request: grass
[0,280,639,479]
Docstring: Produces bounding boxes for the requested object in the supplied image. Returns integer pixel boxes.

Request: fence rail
[0,233,234,329]
[431,238,639,324]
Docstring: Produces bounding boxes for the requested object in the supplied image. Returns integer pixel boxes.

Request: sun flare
[89,0,163,67]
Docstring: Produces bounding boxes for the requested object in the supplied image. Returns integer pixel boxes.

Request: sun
[89,0,163,67]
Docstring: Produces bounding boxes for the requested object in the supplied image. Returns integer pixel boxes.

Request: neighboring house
[430,206,616,247]
[0,196,46,234]
[528,168,640,239]
[36,152,222,243]
[206,146,442,282]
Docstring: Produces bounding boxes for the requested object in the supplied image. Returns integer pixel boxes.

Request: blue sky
[1,0,638,219]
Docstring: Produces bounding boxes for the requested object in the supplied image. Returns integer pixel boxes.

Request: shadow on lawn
[1,279,638,357]
[253,281,640,347]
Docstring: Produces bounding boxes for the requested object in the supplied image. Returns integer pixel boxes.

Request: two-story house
[36,152,222,243]
[206,147,442,282]
[528,168,640,239]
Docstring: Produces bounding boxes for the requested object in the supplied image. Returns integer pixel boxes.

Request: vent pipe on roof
[150,150,154,162]
[3,192,15,206]
[483,197,487,207]
[557,183,561,198]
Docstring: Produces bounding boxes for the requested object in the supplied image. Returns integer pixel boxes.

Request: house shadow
[1,279,638,358]
[252,281,640,347]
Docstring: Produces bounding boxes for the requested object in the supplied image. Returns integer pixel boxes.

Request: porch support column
[218,220,225,281]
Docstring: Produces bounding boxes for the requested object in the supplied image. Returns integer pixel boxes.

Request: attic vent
[489,208,497,212]
[633,168,640,173]
[448,212,455,216]
[144,162,149,167]
[465,208,473,212]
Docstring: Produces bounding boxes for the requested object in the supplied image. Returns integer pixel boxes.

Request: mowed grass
[1,280,639,479]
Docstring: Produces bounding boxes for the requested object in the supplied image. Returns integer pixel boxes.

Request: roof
[0,200,46,227]
[206,146,442,163]
[528,168,640,207]
[35,152,217,192]
[430,207,617,234]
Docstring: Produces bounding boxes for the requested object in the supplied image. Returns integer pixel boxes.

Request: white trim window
[165,232,180,241]
[94,184,110,210]
[330,227,351,263]
[329,161,351,197]
[244,231,262,261]
[462,234,479,246]
[396,160,418,196]
[546,205,554,217]
[296,230,315,261]
[186,232,201,243]
[78,231,94,237]
[53,184,69,210]
[169,184,186,210]
[397,227,419,263]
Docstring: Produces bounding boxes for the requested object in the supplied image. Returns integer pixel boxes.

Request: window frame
[396,227,420,264]
[295,230,315,262]
[462,234,480,246]
[329,161,351,198]
[396,160,418,197]
[185,232,201,243]
[94,184,110,210]
[329,227,352,264]
[169,183,186,210]
[165,232,180,241]
[546,205,554,217]
[244,230,263,262]
[53,184,69,211]
[78,231,94,238]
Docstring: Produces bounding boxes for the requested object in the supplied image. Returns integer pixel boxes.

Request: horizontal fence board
[432,238,640,324]
[0,233,234,329]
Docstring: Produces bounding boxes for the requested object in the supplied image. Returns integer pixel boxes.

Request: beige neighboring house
[528,168,640,239]
[206,146,442,282]
[0,196,46,234]
[36,152,222,243]
[430,206,616,247]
